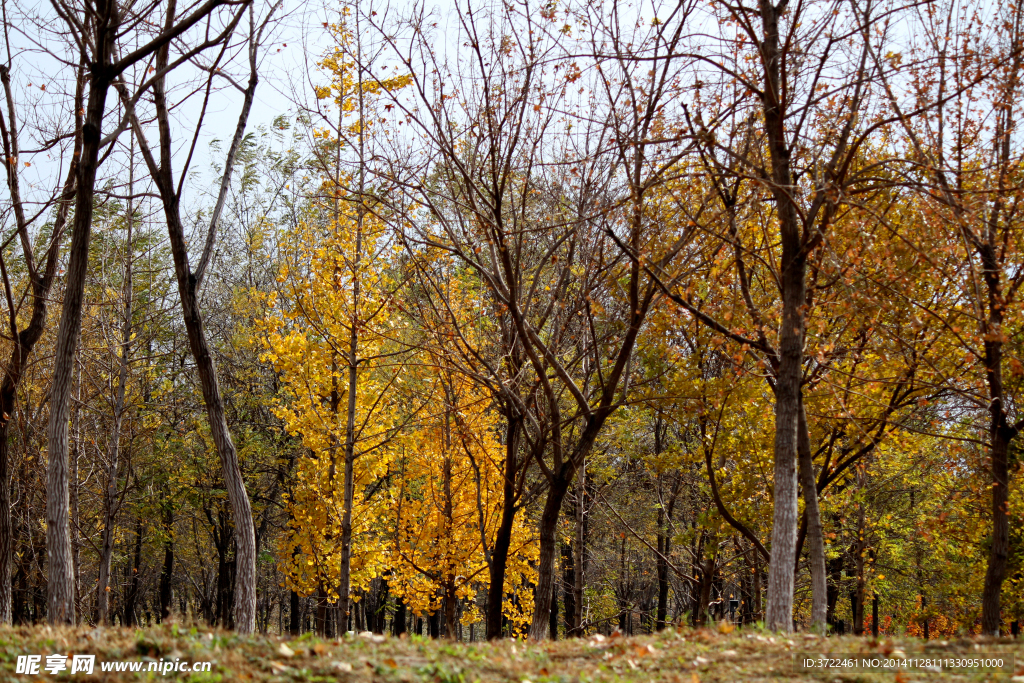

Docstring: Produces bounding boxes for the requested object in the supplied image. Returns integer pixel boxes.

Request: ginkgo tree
[264,9,414,633]
[263,195,406,633]
[388,265,537,638]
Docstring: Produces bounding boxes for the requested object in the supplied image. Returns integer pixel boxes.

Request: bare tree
[43,0,250,625]
[121,0,280,634]
[358,0,700,639]
[648,0,902,631]
[0,29,83,626]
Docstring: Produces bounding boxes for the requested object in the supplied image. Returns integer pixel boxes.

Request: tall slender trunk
[655,503,670,630]
[981,269,1013,634]
[654,422,671,632]
[695,557,715,626]
[756,0,805,633]
[549,573,559,640]
[826,552,842,631]
[561,541,576,636]
[97,166,134,626]
[572,466,585,635]
[853,498,865,635]
[0,49,79,630]
[158,506,174,622]
[486,414,520,639]
[123,518,143,627]
[121,0,264,632]
[0,434,13,625]
[46,36,115,626]
[797,399,827,633]
[337,287,359,630]
[70,382,84,618]
[289,590,300,635]
[338,32,367,628]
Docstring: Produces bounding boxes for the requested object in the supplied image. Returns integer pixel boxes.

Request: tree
[264,201,402,634]
[119,0,277,632]
[0,33,82,623]
[42,0,249,625]
[872,0,1024,633]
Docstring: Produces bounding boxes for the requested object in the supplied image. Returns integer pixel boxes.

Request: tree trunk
[853,543,865,634]
[549,573,559,640]
[0,57,80,623]
[561,541,576,637]
[486,415,520,640]
[695,557,715,627]
[46,50,113,627]
[97,203,134,626]
[444,581,457,640]
[289,590,300,636]
[315,585,328,636]
[528,471,573,639]
[158,505,174,622]
[392,596,406,636]
[572,470,586,636]
[123,518,143,627]
[756,0,805,634]
[797,399,827,633]
[123,1,262,632]
[826,553,842,632]
[981,296,1013,634]
[428,609,439,638]
[337,226,361,636]
[656,501,670,630]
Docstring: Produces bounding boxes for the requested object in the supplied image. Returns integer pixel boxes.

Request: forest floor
[2,622,1023,682]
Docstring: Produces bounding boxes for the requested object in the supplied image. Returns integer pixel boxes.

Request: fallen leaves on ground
[0,623,1020,682]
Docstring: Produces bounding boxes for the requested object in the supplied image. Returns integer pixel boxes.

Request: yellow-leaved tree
[263,198,404,631]
[263,10,413,633]
[389,269,537,636]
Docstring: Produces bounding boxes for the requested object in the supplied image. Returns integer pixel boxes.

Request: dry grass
[1,623,1022,682]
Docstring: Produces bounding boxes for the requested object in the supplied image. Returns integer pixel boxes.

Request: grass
[1,622,1022,682]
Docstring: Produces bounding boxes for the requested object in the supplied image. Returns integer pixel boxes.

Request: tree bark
[486,414,520,640]
[46,33,116,626]
[289,590,300,636]
[695,557,715,627]
[549,572,559,640]
[757,0,805,631]
[392,596,406,636]
[529,427,605,639]
[561,541,576,636]
[158,506,174,622]
[123,1,260,630]
[0,41,80,629]
[528,469,573,639]
[123,518,143,627]
[797,399,827,633]
[981,259,1013,634]
[97,178,134,626]
[655,503,670,631]
[572,470,586,636]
